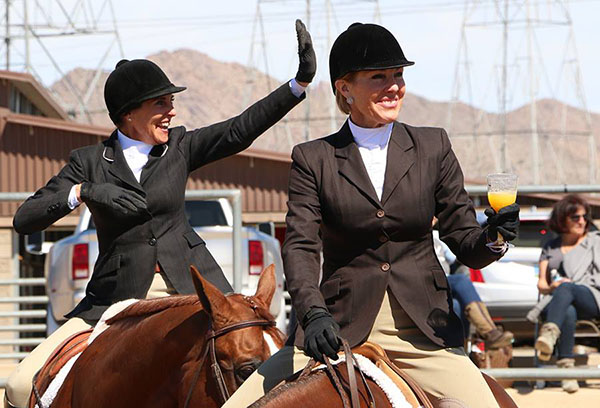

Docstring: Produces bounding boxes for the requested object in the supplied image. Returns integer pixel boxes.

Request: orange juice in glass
[488,191,517,213]
[486,173,518,249]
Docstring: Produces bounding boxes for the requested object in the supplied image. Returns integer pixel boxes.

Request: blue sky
[7,0,600,113]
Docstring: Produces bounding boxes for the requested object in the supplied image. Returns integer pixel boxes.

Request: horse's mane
[248,370,329,408]
[106,295,200,325]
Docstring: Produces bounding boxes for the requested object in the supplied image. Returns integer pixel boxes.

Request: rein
[183,318,276,408]
[299,339,377,408]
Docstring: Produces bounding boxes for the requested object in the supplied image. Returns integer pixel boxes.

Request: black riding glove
[80,182,148,217]
[294,19,316,84]
[485,203,520,242]
[302,307,340,363]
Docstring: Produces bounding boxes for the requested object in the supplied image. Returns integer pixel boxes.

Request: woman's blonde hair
[334,72,357,115]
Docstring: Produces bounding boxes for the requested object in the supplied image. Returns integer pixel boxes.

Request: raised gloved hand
[80,182,148,217]
[294,19,316,84]
[302,307,340,363]
[485,203,520,242]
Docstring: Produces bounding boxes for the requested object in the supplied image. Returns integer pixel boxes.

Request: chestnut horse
[249,361,394,408]
[249,342,518,408]
[49,265,285,408]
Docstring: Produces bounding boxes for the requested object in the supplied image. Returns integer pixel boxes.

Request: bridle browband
[183,317,276,408]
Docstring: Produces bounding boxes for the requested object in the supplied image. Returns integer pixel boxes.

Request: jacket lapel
[335,121,381,207]
[380,122,415,206]
[140,144,167,185]
[102,131,145,196]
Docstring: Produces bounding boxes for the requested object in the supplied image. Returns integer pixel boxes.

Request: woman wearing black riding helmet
[223,23,519,408]
[5,20,316,408]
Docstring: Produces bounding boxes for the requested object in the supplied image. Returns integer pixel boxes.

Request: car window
[184,201,228,227]
[87,200,228,230]
[511,221,558,248]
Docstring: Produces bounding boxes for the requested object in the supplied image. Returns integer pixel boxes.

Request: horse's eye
[236,363,259,381]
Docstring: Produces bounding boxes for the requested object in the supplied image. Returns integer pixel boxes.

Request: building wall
[190,155,291,216]
[0,79,10,109]
[0,228,14,357]
[1,121,292,220]
[0,122,102,217]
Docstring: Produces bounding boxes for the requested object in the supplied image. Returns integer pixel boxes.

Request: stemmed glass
[486,173,518,251]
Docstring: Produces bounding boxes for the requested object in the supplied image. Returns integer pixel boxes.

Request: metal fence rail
[483,367,600,380]
[0,278,47,354]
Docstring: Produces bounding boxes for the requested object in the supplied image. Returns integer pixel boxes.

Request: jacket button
[376,210,385,218]
[379,235,388,243]
[148,237,157,246]
[381,263,390,272]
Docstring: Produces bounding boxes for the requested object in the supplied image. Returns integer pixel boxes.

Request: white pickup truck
[43,199,286,334]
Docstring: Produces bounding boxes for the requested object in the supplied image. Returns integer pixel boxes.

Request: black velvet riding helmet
[328,23,414,93]
[104,59,186,124]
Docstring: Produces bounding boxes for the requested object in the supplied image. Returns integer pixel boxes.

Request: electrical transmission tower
[447,0,593,184]
[1,0,123,123]
[245,0,380,149]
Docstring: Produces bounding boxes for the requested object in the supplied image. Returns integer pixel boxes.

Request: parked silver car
[456,210,555,339]
[44,199,287,334]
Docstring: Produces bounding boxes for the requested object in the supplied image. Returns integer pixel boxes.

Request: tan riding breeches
[222,290,500,408]
[5,273,174,408]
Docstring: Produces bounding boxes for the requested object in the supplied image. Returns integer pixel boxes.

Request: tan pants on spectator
[223,290,499,408]
[5,272,174,407]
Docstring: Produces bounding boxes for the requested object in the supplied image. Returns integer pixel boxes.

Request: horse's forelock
[106,295,201,325]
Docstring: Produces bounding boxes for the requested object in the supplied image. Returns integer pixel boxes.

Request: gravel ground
[504,350,600,407]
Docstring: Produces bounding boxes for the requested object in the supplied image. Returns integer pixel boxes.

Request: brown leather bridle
[183,317,276,407]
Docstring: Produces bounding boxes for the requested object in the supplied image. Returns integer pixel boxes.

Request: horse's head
[191,264,286,392]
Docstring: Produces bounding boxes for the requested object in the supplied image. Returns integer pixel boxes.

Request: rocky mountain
[50,49,600,185]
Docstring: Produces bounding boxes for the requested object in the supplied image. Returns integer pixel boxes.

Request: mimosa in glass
[486,173,518,249]
[488,191,517,213]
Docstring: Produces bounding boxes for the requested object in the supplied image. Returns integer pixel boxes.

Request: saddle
[28,329,93,408]
[296,341,517,408]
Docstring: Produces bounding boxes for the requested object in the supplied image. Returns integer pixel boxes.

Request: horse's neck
[248,371,333,407]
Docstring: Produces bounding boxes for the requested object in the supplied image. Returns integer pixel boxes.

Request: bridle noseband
[183,317,276,408]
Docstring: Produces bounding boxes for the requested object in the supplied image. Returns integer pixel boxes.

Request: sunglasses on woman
[568,214,587,222]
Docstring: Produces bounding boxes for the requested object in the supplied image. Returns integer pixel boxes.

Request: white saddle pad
[316,353,417,408]
[36,299,141,408]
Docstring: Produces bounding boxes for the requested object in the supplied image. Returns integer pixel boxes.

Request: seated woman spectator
[533,194,600,393]
[433,221,513,349]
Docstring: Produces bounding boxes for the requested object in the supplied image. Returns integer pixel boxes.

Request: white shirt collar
[348,119,393,150]
[117,129,153,155]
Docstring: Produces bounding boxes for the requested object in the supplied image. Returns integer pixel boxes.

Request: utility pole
[4,0,9,70]
[447,0,593,184]
[0,0,124,123]
[500,0,508,172]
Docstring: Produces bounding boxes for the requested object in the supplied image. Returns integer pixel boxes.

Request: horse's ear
[254,264,276,308]
[190,265,230,319]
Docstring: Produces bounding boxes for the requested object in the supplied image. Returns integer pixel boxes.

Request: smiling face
[335,67,406,128]
[121,94,176,145]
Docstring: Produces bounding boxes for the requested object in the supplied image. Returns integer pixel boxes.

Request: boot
[557,358,579,393]
[3,395,18,408]
[534,322,561,361]
[464,301,514,349]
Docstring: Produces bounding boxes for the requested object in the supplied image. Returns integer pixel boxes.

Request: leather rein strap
[300,339,376,408]
[183,319,276,408]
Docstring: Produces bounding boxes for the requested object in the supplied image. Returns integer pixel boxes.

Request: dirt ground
[504,349,600,408]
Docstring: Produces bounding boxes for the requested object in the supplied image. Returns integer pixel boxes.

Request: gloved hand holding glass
[485,173,520,251]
